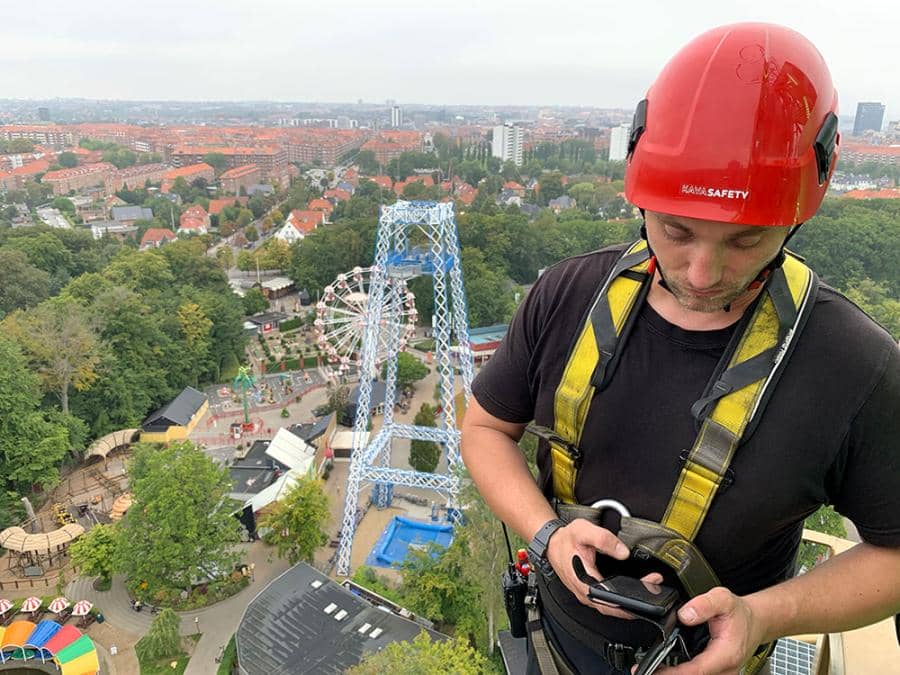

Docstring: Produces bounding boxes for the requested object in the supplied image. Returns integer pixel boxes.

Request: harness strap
[662,259,817,540]
[551,240,652,503]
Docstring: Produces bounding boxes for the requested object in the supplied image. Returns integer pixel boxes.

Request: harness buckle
[527,424,584,467]
[677,451,736,492]
[605,642,636,670]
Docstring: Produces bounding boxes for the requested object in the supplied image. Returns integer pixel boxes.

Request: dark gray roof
[111,205,153,222]
[520,203,541,218]
[349,381,397,408]
[142,386,208,431]
[236,562,446,675]
[289,415,331,442]
[229,440,289,497]
[498,630,528,675]
[245,311,289,326]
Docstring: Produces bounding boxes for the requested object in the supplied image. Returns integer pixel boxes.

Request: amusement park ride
[330,200,475,577]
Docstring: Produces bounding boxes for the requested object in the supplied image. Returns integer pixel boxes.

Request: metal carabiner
[589,499,631,519]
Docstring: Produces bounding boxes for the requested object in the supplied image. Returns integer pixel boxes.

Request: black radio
[502,563,528,638]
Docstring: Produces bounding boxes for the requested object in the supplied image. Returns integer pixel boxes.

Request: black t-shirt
[472,244,900,641]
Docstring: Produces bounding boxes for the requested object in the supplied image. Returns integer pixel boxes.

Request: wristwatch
[527,518,567,577]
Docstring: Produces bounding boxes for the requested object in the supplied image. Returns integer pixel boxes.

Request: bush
[280,408,290,418]
[283,357,300,370]
[279,317,303,332]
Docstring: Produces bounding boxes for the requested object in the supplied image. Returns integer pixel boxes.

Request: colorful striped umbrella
[0,598,12,614]
[72,600,93,616]
[49,596,70,613]
[21,595,41,612]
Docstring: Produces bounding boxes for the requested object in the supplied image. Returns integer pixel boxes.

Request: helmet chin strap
[639,214,803,313]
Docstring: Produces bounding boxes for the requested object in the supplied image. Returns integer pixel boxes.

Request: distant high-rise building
[391,105,403,128]
[608,123,632,162]
[853,102,885,136]
[491,123,524,166]
[37,107,50,121]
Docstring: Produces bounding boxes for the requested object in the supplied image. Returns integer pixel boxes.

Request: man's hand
[545,518,663,619]
[651,587,767,675]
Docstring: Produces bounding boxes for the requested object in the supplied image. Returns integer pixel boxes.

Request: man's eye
[663,226,690,242]
[732,236,762,249]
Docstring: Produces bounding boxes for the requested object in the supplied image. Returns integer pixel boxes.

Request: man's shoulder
[532,243,631,302]
[803,283,898,379]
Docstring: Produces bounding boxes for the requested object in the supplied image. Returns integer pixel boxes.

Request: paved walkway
[66,540,291,674]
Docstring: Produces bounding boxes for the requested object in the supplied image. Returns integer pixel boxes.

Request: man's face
[645,211,791,313]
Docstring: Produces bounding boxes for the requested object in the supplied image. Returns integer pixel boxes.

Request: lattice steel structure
[336,200,474,576]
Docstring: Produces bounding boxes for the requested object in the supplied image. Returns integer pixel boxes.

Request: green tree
[538,172,564,203]
[347,632,490,675]
[260,477,330,564]
[117,442,241,599]
[409,403,440,472]
[400,536,482,635]
[57,152,78,168]
[326,384,350,415]
[177,301,213,385]
[461,247,516,328]
[137,608,182,662]
[245,225,259,242]
[356,150,380,175]
[216,245,234,271]
[0,248,50,317]
[242,288,269,315]
[69,523,119,586]
[203,152,229,174]
[0,334,72,500]
[237,208,254,228]
[798,506,847,573]
[3,298,100,414]
[383,351,429,388]
[844,278,900,339]
[52,196,76,214]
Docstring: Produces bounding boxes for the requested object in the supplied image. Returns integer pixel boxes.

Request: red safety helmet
[625,23,840,227]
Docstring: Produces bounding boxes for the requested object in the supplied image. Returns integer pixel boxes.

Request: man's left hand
[638,587,767,675]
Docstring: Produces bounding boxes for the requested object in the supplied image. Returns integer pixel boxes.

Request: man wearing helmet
[462,22,899,674]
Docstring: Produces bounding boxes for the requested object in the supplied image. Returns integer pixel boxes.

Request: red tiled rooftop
[163,163,214,180]
[841,188,900,199]
[308,198,334,212]
[220,164,260,179]
[208,197,246,215]
[140,228,177,245]
[323,188,351,202]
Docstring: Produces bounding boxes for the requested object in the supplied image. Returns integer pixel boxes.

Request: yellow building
[140,386,209,443]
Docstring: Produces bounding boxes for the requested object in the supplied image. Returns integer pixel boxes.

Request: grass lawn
[136,634,201,675]
[216,635,236,675]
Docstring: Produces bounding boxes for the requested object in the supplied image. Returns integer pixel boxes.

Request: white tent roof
[266,427,315,470]
[330,429,369,450]
[248,466,313,513]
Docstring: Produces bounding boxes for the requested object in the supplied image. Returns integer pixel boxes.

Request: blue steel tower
[336,200,474,576]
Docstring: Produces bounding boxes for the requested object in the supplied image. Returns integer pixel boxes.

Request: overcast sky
[1,0,896,119]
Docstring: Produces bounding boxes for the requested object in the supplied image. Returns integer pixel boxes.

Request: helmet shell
[625,23,839,226]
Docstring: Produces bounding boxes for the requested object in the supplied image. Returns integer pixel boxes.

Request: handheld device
[585,574,679,618]
[635,627,683,675]
[502,564,528,638]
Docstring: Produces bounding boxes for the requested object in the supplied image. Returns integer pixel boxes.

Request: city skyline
[2,1,898,117]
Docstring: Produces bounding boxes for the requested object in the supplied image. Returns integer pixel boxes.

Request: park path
[66,540,291,674]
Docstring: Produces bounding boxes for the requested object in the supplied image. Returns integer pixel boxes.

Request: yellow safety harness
[528,239,819,673]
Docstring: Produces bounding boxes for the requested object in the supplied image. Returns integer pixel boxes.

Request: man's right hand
[546,518,664,619]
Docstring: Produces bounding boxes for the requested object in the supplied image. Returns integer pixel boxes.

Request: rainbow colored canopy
[0,619,99,673]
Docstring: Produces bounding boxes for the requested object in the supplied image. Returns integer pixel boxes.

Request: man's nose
[685,246,725,290]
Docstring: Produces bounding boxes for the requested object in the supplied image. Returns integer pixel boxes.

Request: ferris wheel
[314,266,418,377]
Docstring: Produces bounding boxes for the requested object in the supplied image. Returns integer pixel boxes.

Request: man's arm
[665,542,900,674]
[461,396,646,613]
[459,395,554,543]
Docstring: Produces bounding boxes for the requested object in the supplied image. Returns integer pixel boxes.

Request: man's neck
[646,272,763,331]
